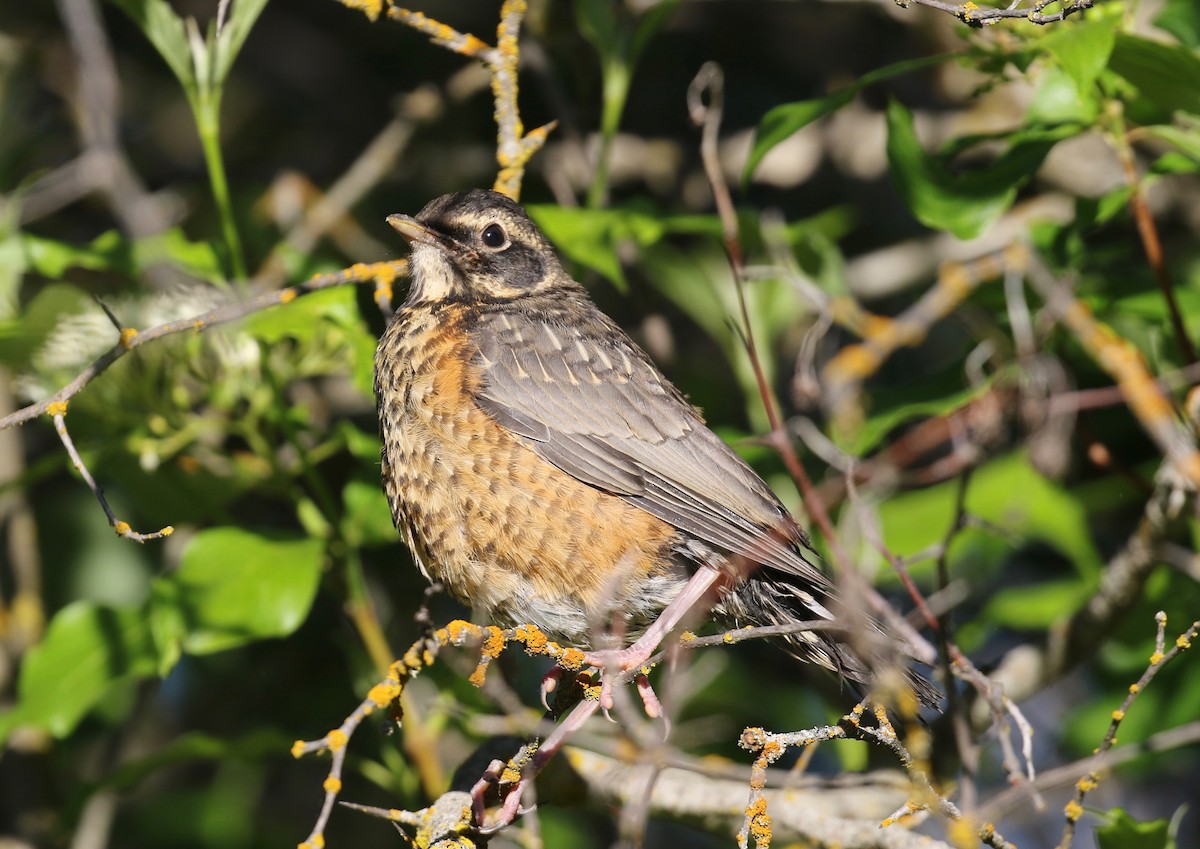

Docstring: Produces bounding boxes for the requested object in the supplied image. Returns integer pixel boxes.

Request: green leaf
[213,0,271,82]
[878,452,1103,579]
[527,205,665,290]
[1096,808,1174,849]
[1109,34,1200,117]
[341,479,399,548]
[744,53,953,183]
[1155,0,1200,48]
[837,382,991,457]
[0,283,90,365]
[242,286,359,345]
[1040,17,1118,97]
[1145,124,1200,165]
[885,100,1073,239]
[0,601,158,743]
[21,228,223,281]
[149,527,324,657]
[981,580,1091,629]
[107,0,196,92]
[1027,67,1098,126]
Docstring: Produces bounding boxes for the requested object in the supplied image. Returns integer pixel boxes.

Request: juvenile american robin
[375,189,937,708]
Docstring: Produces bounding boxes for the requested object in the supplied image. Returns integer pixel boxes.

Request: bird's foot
[469,759,534,834]
[582,644,663,718]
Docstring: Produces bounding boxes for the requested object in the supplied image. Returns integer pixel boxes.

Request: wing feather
[472,301,825,586]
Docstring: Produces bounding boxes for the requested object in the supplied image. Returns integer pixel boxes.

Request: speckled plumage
[375,189,936,705]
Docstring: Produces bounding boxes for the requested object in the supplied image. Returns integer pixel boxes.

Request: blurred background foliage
[1,0,1200,847]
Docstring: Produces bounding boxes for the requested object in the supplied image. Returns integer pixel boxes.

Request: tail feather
[717,573,941,709]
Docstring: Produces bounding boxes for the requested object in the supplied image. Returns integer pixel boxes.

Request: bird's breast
[375,304,685,645]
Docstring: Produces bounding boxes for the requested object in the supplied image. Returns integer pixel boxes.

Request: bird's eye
[481,223,507,249]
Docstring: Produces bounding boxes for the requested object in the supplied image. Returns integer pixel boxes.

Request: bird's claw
[469,758,536,834]
[582,647,664,720]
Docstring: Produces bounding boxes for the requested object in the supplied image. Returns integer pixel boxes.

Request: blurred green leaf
[213,0,271,82]
[341,479,398,547]
[1109,34,1200,117]
[149,527,324,657]
[108,0,195,92]
[1145,124,1200,165]
[0,601,158,743]
[837,383,990,456]
[528,205,665,290]
[242,286,359,345]
[744,54,952,183]
[1096,807,1175,849]
[1155,0,1200,49]
[1040,17,1118,97]
[886,100,1075,239]
[0,283,90,365]
[21,228,223,281]
[1027,67,1098,126]
[981,580,1091,629]
[879,452,1103,577]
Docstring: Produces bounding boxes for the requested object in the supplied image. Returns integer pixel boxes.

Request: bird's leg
[475,697,601,833]
[583,563,722,712]
[477,564,718,833]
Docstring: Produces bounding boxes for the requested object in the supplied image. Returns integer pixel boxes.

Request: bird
[374,188,938,709]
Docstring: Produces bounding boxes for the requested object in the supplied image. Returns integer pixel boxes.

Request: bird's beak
[387,214,447,249]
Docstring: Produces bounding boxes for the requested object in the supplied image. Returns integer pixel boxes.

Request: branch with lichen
[1055,613,1198,849]
[895,0,1093,27]
[294,619,597,848]
[337,0,555,201]
[736,704,1018,849]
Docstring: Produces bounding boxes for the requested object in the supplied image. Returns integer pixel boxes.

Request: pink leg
[478,697,601,832]
[584,564,722,711]
[476,565,722,832]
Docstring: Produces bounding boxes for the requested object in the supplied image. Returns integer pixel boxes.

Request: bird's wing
[470,303,827,586]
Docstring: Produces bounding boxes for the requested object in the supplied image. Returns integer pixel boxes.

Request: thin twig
[895,0,1094,27]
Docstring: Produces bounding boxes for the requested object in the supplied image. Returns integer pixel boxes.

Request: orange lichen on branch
[383,1,552,202]
[118,327,139,349]
[388,8,490,56]
[335,0,384,21]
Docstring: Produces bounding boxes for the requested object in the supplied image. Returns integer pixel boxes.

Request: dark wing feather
[471,300,827,587]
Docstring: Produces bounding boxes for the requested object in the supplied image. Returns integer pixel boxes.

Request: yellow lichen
[47,400,69,417]
[481,625,506,658]
[1076,773,1099,793]
[279,288,297,304]
[368,680,402,707]
[1064,799,1084,821]
[119,327,139,349]
[291,740,307,758]
[326,729,348,752]
[322,775,342,794]
[113,521,131,536]
[1111,709,1125,722]
[1149,651,1165,665]
[560,647,586,670]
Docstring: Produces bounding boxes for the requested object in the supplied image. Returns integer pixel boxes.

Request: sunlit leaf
[1040,17,1118,96]
[885,100,1074,239]
[745,54,952,183]
[1096,807,1175,849]
[149,527,324,657]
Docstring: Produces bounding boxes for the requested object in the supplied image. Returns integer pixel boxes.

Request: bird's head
[388,189,571,305]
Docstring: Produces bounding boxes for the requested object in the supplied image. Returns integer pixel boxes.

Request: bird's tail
[718,574,941,709]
